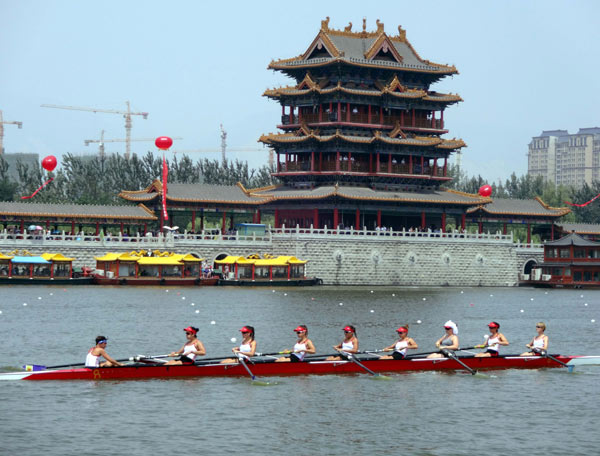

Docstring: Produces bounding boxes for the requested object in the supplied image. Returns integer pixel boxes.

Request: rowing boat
[2,354,599,381]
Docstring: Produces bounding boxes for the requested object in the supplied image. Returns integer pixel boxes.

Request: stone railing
[271,225,515,243]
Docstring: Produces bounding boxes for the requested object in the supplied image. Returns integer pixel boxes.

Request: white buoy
[520,309,524,313]
[339,302,343,306]
[392,293,395,297]
[417,320,422,324]
[195,310,200,314]
[591,319,595,323]
[23,303,27,306]
[581,294,584,298]
[0,310,3,314]
[585,303,588,307]
[182,297,186,300]
[210,321,216,325]
[191,303,195,306]
[370,290,374,293]
[165,290,169,292]
[490,294,494,297]
[544,291,548,294]
[284,293,287,296]
[231,337,237,343]
[460,291,464,294]
[49,293,53,296]
[422,298,426,301]
[38,297,42,300]
[530,298,534,301]
[370,310,374,313]
[272,290,276,293]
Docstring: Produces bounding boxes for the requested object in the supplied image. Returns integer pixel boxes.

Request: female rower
[326,325,358,361]
[475,321,509,357]
[220,325,257,364]
[427,321,459,359]
[85,336,124,368]
[275,325,316,362]
[379,326,418,360]
[521,322,548,356]
[165,326,206,365]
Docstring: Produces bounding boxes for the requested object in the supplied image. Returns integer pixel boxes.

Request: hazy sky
[1,0,598,183]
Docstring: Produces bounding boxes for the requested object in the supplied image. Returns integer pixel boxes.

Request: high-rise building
[528,128,600,187]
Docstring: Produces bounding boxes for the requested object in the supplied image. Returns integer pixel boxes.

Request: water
[1,285,599,455]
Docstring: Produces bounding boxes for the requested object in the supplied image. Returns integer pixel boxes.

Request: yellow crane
[84,130,182,159]
[41,101,148,159]
[0,110,23,155]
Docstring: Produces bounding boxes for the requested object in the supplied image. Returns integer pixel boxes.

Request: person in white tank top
[276,325,316,362]
[326,325,358,361]
[380,326,418,360]
[475,322,509,357]
[220,325,257,364]
[166,326,206,365]
[427,321,460,359]
[521,322,549,356]
[85,336,123,368]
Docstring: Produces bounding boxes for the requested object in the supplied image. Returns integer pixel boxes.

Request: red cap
[488,322,500,328]
[183,326,197,335]
[396,327,408,333]
[294,326,306,332]
[343,326,354,332]
[240,326,251,333]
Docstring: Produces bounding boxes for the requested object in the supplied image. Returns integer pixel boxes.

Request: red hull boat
[3,355,598,381]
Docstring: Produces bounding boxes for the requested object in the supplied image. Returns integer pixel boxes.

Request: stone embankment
[0,227,542,286]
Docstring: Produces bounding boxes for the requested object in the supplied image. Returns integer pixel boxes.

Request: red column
[191,210,196,232]
[229,214,234,231]
[368,105,371,123]
[379,108,383,124]
[319,104,322,122]
[355,209,360,229]
[376,152,380,173]
[95,222,100,236]
[71,220,75,235]
[346,103,350,122]
[222,211,227,232]
[269,266,273,281]
[287,265,291,280]
[409,155,413,174]
[256,210,261,224]
[20,219,24,233]
[235,263,238,279]
[282,105,285,116]
[336,151,340,171]
[274,209,280,228]
[412,109,415,127]
[348,152,352,172]
[50,263,54,279]
[120,222,124,236]
[377,210,382,228]
[313,208,319,228]
[319,152,322,171]
[143,223,147,235]
[251,265,255,281]
[420,156,424,174]
[461,214,466,230]
[478,222,483,234]
[441,213,446,232]
[200,213,204,231]
[441,110,444,129]
[401,110,404,126]
[333,208,339,230]
[443,157,447,177]
[421,212,426,230]
[388,154,392,173]
[311,151,315,171]
[46,220,50,230]
[551,223,554,240]
[503,223,507,235]
[69,263,72,278]
[337,102,341,122]
[527,223,531,244]
[298,106,302,123]
[431,111,435,128]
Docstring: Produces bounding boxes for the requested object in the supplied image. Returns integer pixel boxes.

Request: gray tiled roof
[0,201,156,220]
[539,130,569,137]
[121,183,268,205]
[577,127,600,135]
[558,223,600,235]
[469,198,569,216]
[545,232,600,247]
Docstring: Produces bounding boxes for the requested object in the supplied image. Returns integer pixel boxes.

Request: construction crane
[84,130,183,159]
[220,124,227,162]
[218,124,272,168]
[0,110,23,155]
[41,101,148,159]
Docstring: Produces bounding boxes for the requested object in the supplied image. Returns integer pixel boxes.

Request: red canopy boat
[2,354,598,381]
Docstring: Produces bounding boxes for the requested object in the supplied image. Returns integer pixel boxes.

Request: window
[559,248,570,258]
[574,271,582,281]
[574,249,585,258]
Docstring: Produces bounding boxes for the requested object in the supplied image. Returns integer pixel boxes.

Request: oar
[24,357,132,371]
[534,349,573,372]
[236,354,273,386]
[406,346,479,358]
[443,350,487,377]
[345,353,392,380]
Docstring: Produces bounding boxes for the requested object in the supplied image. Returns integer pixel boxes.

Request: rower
[427,321,459,359]
[275,325,316,362]
[220,326,256,364]
[85,336,124,368]
[475,321,509,357]
[379,325,418,360]
[165,326,206,365]
[326,325,358,361]
[521,322,548,356]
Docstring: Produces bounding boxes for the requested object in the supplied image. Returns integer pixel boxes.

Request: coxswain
[427,321,459,359]
[276,325,316,362]
[220,325,256,364]
[475,321,509,357]
[165,326,206,365]
[326,325,359,361]
[521,322,548,356]
[379,325,418,360]
[85,336,123,368]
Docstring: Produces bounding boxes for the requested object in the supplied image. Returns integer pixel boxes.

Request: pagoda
[257,18,485,231]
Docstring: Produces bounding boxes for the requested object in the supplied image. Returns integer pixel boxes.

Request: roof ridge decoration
[297,73,318,90]
[535,196,570,214]
[364,32,403,63]
[389,122,407,139]
[445,188,491,202]
[301,28,342,60]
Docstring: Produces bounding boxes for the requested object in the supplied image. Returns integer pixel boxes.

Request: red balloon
[155,136,173,150]
[42,155,57,172]
[478,184,492,197]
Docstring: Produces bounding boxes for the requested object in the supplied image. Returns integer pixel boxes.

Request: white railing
[271,225,515,243]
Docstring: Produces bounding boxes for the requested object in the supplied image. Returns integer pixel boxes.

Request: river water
[1,285,599,455]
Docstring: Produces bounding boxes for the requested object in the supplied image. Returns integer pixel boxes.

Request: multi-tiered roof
[260,17,466,190]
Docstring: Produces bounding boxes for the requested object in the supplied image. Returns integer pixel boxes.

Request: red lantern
[155,136,173,150]
[41,155,57,172]
[478,184,492,197]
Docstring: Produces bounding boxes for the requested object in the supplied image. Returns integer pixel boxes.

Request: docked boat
[0,251,93,285]
[2,354,598,380]
[93,250,218,286]
[520,233,600,288]
[215,254,321,286]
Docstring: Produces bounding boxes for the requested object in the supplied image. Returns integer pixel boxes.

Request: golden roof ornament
[362,17,366,32]
[376,19,384,33]
[321,16,330,31]
[344,22,352,32]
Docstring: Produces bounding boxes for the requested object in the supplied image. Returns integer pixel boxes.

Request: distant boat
[0,251,93,285]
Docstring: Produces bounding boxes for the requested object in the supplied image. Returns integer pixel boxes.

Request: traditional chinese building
[255,18,487,231]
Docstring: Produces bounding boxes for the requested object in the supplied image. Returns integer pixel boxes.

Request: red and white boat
[2,354,598,381]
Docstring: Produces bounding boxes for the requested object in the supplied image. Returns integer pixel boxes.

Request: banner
[162,153,169,221]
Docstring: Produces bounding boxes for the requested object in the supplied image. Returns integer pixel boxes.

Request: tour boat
[0,252,94,285]
[93,251,218,286]
[2,354,598,381]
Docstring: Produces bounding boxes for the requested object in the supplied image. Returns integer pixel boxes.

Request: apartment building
[528,128,600,187]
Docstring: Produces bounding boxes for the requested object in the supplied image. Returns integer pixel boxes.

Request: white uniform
[182,342,197,361]
[533,336,545,350]
[394,340,409,357]
[85,349,101,368]
[293,342,307,361]
[487,335,500,353]
[341,340,354,351]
